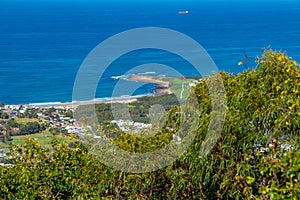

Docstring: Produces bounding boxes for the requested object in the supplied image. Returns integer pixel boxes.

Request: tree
[0,111,9,119]
[7,119,18,128]
[0,50,299,199]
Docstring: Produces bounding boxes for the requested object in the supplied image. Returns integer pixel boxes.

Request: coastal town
[0,103,79,153]
[0,101,156,141]
[0,75,199,166]
[0,101,156,165]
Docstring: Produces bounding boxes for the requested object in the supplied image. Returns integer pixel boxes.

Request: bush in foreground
[0,50,299,199]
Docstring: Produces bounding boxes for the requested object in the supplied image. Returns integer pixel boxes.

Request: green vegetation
[0,142,9,148]
[6,119,46,136]
[191,50,300,199]
[158,76,197,99]
[18,106,39,118]
[15,118,39,124]
[76,94,180,124]
[0,50,299,199]
[0,110,9,119]
[10,132,76,147]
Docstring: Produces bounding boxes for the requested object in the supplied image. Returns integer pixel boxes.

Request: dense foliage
[190,50,300,199]
[6,119,46,136]
[0,50,299,199]
[0,110,9,119]
[76,94,179,124]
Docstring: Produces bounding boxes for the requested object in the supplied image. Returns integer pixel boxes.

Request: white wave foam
[29,102,62,106]
[111,72,157,80]
[111,75,129,80]
[137,71,156,75]
[71,94,153,105]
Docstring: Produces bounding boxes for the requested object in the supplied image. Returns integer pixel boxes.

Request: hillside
[0,50,299,199]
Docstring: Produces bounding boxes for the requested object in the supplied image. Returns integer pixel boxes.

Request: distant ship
[178,10,189,15]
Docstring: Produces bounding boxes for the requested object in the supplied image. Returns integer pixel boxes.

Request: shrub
[0,50,299,199]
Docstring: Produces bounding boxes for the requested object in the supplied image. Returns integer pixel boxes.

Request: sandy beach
[29,95,146,110]
[21,75,172,110]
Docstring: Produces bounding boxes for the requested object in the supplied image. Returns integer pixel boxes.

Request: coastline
[28,94,151,109]
[2,95,150,110]
[3,75,173,110]
[127,75,172,95]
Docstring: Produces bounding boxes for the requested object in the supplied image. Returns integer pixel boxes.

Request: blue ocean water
[0,0,300,104]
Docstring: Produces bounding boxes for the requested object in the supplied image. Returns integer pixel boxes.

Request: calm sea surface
[0,0,300,104]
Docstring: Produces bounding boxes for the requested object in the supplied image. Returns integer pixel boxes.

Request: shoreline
[3,75,173,109]
[3,95,151,110]
[28,94,152,109]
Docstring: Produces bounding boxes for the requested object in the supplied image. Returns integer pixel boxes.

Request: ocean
[0,0,300,105]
